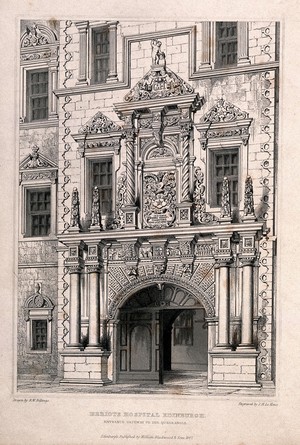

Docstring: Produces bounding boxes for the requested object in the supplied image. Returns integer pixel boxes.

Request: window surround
[19,146,58,239]
[71,112,123,228]
[199,21,250,71]
[20,23,59,127]
[24,288,54,354]
[75,20,119,86]
[195,99,252,214]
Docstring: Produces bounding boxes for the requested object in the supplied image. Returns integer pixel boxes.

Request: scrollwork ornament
[244,175,255,216]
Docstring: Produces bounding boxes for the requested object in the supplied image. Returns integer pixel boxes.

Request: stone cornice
[58,221,265,246]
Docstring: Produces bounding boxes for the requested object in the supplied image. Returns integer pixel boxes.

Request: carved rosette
[143,171,176,229]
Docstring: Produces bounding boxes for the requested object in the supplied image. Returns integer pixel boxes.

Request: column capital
[75,20,89,31]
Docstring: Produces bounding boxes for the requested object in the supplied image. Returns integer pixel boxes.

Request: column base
[237,344,257,351]
[89,224,102,232]
[219,215,232,225]
[209,350,260,387]
[60,350,111,385]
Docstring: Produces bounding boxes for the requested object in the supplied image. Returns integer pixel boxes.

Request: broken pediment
[20,145,58,170]
[200,99,249,123]
[79,111,121,134]
[20,23,57,48]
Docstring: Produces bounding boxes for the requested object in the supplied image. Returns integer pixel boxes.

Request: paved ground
[17,372,275,397]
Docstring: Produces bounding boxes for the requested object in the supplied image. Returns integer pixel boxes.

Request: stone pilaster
[75,21,89,85]
[106,21,119,83]
[64,242,85,349]
[199,22,213,70]
[85,244,102,349]
[237,22,251,66]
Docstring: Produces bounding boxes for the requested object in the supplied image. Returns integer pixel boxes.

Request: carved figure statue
[70,187,80,227]
[151,39,166,70]
[26,145,47,168]
[244,175,255,216]
[91,186,102,227]
[220,177,231,218]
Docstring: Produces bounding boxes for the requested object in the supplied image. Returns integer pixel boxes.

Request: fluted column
[86,266,101,348]
[239,260,254,347]
[85,244,102,349]
[218,262,231,347]
[65,243,85,349]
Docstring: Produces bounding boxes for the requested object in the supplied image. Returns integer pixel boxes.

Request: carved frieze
[143,171,176,228]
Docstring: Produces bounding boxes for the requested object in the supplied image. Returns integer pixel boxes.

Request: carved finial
[151,39,166,70]
[35,282,41,294]
[70,187,80,228]
[220,177,231,218]
[244,175,255,217]
[90,186,102,228]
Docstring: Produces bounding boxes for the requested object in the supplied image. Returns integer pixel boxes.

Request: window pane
[32,320,47,350]
[216,22,237,68]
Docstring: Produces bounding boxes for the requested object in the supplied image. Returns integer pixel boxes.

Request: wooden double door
[117,307,207,383]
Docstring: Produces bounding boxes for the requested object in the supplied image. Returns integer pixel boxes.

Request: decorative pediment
[124,38,194,102]
[20,23,57,48]
[20,145,58,170]
[19,145,58,184]
[195,99,252,149]
[24,283,54,322]
[200,99,249,123]
[79,111,121,134]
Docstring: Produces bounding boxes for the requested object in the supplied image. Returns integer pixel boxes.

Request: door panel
[130,325,151,371]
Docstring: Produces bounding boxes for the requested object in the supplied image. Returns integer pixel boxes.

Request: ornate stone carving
[193,167,218,224]
[220,177,231,218]
[23,145,49,169]
[124,40,194,102]
[115,173,126,229]
[164,115,180,127]
[70,187,80,228]
[90,186,102,228]
[140,246,153,259]
[21,170,57,183]
[22,23,50,47]
[151,39,166,68]
[143,171,176,228]
[148,146,173,159]
[79,111,120,134]
[244,175,255,217]
[201,99,249,124]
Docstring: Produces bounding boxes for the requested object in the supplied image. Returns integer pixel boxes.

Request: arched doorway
[116,283,208,383]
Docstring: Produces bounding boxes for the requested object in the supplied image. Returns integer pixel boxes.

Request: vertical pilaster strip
[237,22,251,66]
[75,21,89,84]
[199,22,212,70]
[107,21,119,83]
